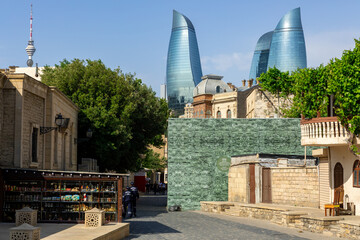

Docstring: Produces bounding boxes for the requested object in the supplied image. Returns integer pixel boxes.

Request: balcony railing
[300,117,355,146]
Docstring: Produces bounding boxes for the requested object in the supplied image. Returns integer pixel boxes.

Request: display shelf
[2,177,121,223]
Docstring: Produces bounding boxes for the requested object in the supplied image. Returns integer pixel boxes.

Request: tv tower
[25,4,36,67]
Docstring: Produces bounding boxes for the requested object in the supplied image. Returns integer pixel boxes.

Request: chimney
[9,66,17,73]
[242,79,246,87]
[248,79,253,88]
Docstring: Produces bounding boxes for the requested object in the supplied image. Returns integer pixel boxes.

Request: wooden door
[262,168,272,203]
[334,162,344,204]
[249,164,256,204]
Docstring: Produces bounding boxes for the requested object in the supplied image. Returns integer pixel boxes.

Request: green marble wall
[167,118,312,210]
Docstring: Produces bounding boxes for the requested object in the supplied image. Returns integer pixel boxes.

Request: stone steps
[200,201,359,238]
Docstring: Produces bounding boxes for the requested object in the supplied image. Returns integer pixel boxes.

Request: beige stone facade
[0,69,78,171]
[212,91,239,118]
[228,154,318,207]
[246,88,288,118]
[179,103,193,118]
[271,167,319,208]
[228,165,248,202]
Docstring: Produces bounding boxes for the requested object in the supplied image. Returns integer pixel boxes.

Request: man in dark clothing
[122,186,133,218]
[145,181,150,194]
[130,182,139,217]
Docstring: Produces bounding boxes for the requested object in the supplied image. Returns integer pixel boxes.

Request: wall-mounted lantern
[40,113,69,135]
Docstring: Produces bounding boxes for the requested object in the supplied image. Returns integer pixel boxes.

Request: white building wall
[330,145,360,215]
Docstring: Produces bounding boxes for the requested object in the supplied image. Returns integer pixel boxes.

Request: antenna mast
[26,4,36,67]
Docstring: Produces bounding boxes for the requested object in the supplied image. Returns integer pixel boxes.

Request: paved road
[123,195,340,240]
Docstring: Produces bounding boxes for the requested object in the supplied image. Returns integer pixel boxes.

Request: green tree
[42,59,169,172]
[327,39,360,155]
[260,39,360,157]
[141,149,167,170]
[258,67,293,116]
[288,65,330,118]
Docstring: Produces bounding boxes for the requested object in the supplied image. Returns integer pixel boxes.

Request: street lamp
[75,128,93,144]
[40,113,67,135]
[55,113,65,129]
[86,128,93,138]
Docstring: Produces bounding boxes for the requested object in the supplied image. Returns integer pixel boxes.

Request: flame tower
[166,10,203,116]
[25,4,36,67]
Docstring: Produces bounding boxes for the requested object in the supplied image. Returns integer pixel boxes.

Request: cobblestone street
[123,195,340,240]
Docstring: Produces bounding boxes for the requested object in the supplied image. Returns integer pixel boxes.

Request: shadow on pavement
[124,221,180,239]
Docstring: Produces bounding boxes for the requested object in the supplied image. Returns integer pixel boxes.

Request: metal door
[262,168,272,203]
[249,164,256,204]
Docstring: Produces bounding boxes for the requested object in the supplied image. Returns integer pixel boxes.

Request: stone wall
[22,90,45,168]
[271,167,319,208]
[246,89,291,118]
[228,165,247,202]
[1,89,16,167]
[167,118,313,210]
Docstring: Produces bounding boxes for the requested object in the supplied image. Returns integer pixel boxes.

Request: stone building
[0,67,78,171]
[228,153,318,208]
[212,80,288,119]
[179,103,193,118]
[192,75,231,118]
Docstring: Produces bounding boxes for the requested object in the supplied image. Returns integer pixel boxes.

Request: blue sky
[1,1,360,96]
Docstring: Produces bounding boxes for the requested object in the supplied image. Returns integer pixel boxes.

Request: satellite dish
[27,59,33,67]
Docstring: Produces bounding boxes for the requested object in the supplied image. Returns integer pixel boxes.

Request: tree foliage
[327,39,360,154]
[141,149,167,170]
[259,67,292,98]
[42,59,169,172]
[288,65,330,118]
[258,67,293,116]
[259,39,360,157]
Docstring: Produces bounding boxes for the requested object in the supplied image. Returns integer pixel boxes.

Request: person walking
[122,186,133,218]
[130,182,139,217]
[145,181,150,194]
[153,182,157,195]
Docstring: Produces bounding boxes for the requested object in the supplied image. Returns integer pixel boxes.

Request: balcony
[300,117,358,146]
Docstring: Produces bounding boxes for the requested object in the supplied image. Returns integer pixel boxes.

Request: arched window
[227,109,231,118]
[217,111,221,118]
[353,160,360,187]
[206,110,211,118]
[216,86,220,93]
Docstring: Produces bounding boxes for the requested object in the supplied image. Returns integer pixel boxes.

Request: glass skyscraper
[166,10,203,115]
[249,7,307,80]
[249,31,273,80]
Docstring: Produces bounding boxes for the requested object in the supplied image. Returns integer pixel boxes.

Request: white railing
[300,117,351,146]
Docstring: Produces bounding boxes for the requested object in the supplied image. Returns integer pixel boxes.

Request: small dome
[193,75,232,97]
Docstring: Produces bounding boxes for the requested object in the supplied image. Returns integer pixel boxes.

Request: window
[353,160,360,187]
[227,109,231,118]
[31,127,38,162]
[206,110,211,118]
[217,111,221,118]
[216,86,220,93]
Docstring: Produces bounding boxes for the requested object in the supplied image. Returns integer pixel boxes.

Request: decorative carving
[85,213,99,227]
[85,207,105,227]
[9,223,40,240]
[16,207,37,226]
